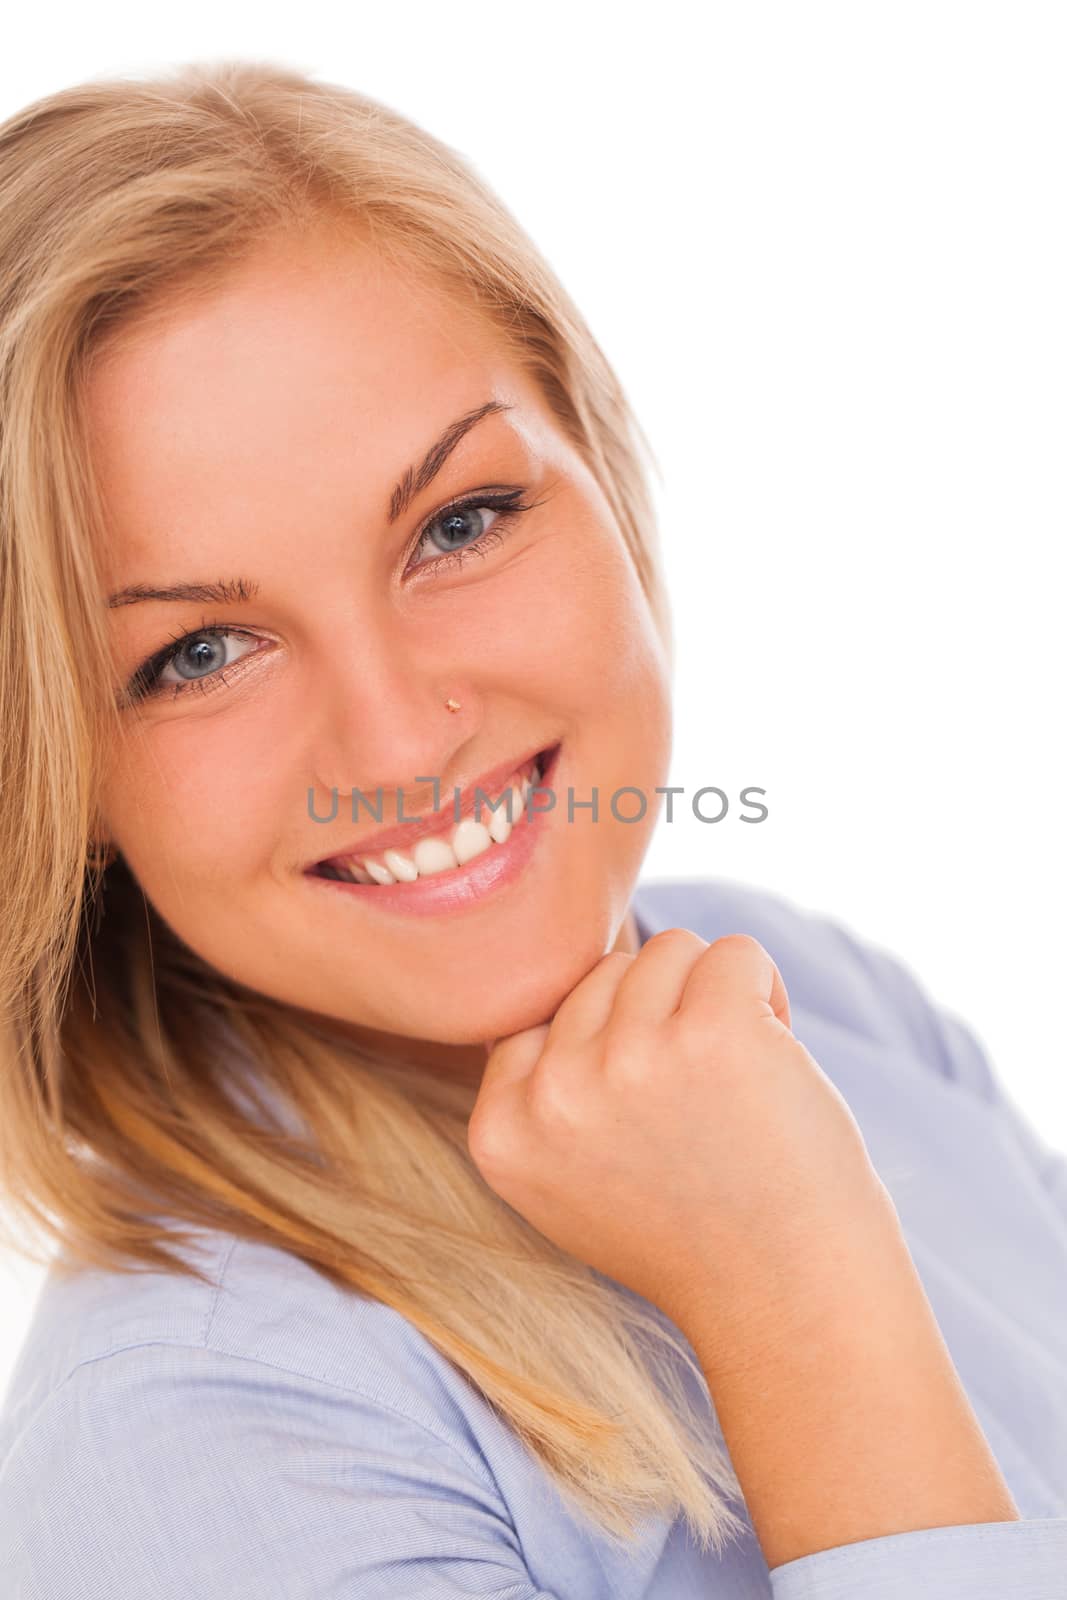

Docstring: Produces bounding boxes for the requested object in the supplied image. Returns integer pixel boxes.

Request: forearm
[680,1180,1019,1571]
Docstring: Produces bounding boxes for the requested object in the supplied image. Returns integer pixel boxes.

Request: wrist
[668,1174,904,1369]
[677,1180,1017,1569]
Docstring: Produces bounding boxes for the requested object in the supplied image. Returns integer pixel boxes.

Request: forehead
[87,222,511,415]
[83,226,555,570]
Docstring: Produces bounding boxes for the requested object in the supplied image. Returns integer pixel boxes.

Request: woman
[0,59,1063,1598]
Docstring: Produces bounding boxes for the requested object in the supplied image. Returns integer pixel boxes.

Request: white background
[2,3,1064,1393]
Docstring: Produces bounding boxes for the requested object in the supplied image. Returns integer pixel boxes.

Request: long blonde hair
[0,60,746,1553]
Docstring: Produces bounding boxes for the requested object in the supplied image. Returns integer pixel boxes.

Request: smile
[304,742,562,917]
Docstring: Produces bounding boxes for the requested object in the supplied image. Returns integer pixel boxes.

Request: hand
[468,930,885,1338]
[470,929,1019,1567]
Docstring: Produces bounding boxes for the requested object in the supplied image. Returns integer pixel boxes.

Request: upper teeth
[321,755,544,885]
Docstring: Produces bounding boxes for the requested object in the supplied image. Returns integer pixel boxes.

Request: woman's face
[86,223,672,1070]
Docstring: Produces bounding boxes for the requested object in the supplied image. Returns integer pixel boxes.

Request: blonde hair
[0,59,746,1553]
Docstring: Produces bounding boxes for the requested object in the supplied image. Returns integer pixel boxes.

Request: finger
[677,934,792,1030]
[541,950,637,1047]
[478,1021,551,1097]
[609,927,710,1024]
[469,1022,551,1172]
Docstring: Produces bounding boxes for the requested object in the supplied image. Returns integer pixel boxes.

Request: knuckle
[526,1064,577,1132]
[669,1004,743,1060]
[711,932,765,957]
[602,1029,653,1089]
[594,950,636,976]
[643,927,705,952]
[466,1107,513,1175]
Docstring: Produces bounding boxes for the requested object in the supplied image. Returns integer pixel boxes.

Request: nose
[303,610,479,812]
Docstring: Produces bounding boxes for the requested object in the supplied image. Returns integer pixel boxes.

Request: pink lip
[303,741,562,917]
[307,741,560,872]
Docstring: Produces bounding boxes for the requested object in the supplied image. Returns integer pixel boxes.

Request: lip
[306,741,560,872]
[303,739,563,918]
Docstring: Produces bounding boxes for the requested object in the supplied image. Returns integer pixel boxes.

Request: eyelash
[123,487,537,705]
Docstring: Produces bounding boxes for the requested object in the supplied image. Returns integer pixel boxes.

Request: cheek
[496,525,668,720]
[507,532,673,841]
[100,715,285,885]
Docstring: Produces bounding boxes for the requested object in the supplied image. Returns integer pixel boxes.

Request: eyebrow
[107,398,514,609]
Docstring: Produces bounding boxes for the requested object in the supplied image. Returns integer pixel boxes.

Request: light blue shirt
[2,874,1066,1597]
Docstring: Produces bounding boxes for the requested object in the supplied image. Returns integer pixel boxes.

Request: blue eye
[121,487,540,708]
[407,489,534,575]
[125,626,263,705]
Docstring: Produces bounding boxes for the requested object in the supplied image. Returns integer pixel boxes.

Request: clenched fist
[467,930,886,1339]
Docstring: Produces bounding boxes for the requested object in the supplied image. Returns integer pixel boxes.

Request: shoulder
[2,1226,496,1475]
[0,1233,537,1599]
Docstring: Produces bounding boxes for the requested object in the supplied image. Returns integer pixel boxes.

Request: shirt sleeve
[4,1341,561,1599]
[831,921,1067,1231]
[767,1516,1067,1597]
[757,919,1067,1595]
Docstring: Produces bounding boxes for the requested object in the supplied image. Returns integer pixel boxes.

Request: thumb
[472,1021,551,1121]
[480,1021,551,1086]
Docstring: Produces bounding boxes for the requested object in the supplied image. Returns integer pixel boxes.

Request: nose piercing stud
[444,697,462,713]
